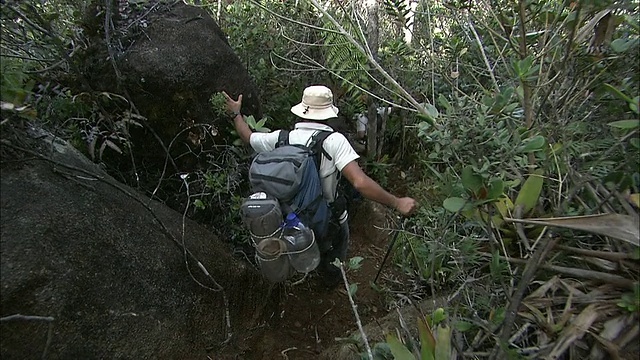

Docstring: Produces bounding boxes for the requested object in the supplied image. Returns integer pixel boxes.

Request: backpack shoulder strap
[276,130,290,148]
[309,131,334,162]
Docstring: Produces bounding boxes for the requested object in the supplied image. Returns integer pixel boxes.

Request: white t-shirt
[249,122,360,203]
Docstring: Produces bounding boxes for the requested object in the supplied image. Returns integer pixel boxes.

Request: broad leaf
[631,96,639,114]
[256,117,267,128]
[487,179,504,200]
[519,135,546,152]
[494,197,513,218]
[418,317,435,360]
[423,103,439,120]
[454,321,473,332]
[434,324,452,360]
[504,213,640,246]
[608,120,640,129]
[461,166,483,193]
[437,94,452,113]
[443,197,467,213]
[417,113,436,127]
[348,256,363,270]
[245,115,257,128]
[514,170,544,214]
[348,283,358,297]
[603,83,633,103]
[386,333,416,360]
[611,38,634,53]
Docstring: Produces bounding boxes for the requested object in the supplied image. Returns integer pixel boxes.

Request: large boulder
[75,1,262,171]
[0,127,271,358]
[117,2,262,134]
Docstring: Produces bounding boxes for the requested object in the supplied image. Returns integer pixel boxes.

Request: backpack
[247,129,334,241]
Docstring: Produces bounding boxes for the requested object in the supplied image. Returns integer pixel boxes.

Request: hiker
[354,106,392,139]
[224,85,418,287]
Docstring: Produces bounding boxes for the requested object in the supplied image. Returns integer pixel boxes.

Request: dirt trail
[237,201,402,359]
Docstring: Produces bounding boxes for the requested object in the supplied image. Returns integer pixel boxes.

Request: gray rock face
[0,131,268,358]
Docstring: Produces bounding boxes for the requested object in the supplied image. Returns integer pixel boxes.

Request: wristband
[230,111,241,119]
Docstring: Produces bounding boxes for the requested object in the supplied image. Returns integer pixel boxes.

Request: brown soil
[236,201,405,360]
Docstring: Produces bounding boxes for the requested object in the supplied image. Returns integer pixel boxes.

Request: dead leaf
[549,303,601,358]
[504,213,640,246]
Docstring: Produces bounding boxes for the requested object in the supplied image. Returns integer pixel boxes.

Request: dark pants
[318,195,349,280]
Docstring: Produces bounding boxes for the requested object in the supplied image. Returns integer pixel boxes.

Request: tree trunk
[364,0,379,158]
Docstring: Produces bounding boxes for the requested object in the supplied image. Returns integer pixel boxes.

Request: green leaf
[193,199,205,210]
[491,307,506,325]
[611,38,633,53]
[443,197,467,213]
[423,103,439,120]
[432,308,446,325]
[386,333,416,360]
[608,120,640,129]
[256,117,267,128]
[417,113,436,127]
[566,10,578,23]
[461,166,483,193]
[630,138,640,149]
[603,83,633,103]
[348,256,363,270]
[454,321,473,332]
[348,283,358,297]
[631,96,639,114]
[519,135,546,153]
[418,317,435,360]
[245,115,257,128]
[416,103,439,127]
[487,179,504,200]
[434,324,452,360]
[437,94,452,113]
[514,169,544,214]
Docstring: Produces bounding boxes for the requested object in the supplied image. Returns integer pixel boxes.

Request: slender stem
[306,0,432,116]
[338,261,373,360]
[467,14,500,92]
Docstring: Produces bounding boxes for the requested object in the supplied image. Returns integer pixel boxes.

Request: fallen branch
[481,253,636,289]
[489,235,556,360]
[0,314,54,322]
[555,245,632,262]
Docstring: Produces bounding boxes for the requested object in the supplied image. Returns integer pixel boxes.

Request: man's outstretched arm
[223,92,252,144]
[341,161,418,216]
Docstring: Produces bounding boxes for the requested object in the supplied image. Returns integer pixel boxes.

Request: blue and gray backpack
[240,129,334,281]
[247,129,333,240]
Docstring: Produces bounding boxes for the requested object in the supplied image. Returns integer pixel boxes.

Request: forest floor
[238,200,410,360]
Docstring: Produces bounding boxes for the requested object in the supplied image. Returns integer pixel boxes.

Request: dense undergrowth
[1,0,639,359]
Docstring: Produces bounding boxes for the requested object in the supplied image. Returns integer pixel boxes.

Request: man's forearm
[354,176,398,210]
[232,113,253,144]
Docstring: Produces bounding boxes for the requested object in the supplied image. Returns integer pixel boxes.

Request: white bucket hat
[290,85,340,121]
